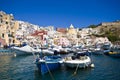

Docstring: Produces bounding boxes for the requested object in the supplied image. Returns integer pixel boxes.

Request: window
[0,15,2,17]
[6,22,8,24]
[13,40,15,43]
[2,33,4,38]
[9,39,12,43]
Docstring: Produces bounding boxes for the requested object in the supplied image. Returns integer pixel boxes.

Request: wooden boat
[64,52,93,68]
[35,55,63,75]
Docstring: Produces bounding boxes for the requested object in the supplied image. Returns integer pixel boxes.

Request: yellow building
[67,24,78,45]
[67,24,77,35]
[0,11,20,47]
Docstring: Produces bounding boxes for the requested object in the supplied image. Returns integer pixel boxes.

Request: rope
[45,62,55,80]
[68,63,79,79]
[73,63,79,75]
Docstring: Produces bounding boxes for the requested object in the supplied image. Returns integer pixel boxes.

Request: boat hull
[35,56,63,74]
[11,45,40,56]
[12,49,39,56]
[104,51,120,58]
[65,62,91,68]
[64,56,91,68]
[92,50,103,55]
[36,62,61,74]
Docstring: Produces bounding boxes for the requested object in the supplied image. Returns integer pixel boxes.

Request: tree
[88,24,97,28]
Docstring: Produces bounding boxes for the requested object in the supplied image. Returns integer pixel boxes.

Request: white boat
[92,47,103,55]
[64,52,92,68]
[11,45,41,55]
[42,48,54,55]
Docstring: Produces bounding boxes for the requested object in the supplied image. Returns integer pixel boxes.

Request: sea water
[0,54,120,80]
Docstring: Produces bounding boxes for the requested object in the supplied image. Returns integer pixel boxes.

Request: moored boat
[11,45,41,56]
[63,52,93,68]
[42,48,54,55]
[35,55,63,75]
[102,42,111,54]
[104,50,120,58]
[92,47,103,55]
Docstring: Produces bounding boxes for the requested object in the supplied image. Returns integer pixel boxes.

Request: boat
[35,55,63,75]
[102,43,111,54]
[92,47,103,55]
[11,45,41,56]
[52,46,68,54]
[41,48,54,55]
[104,50,120,58]
[63,52,93,68]
[102,42,111,50]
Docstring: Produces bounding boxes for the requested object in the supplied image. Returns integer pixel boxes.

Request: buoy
[90,63,95,68]
[13,53,17,57]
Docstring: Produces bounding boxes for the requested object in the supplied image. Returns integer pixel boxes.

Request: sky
[0,0,120,28]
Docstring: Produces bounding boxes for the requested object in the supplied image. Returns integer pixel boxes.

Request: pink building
[58,37,70,46]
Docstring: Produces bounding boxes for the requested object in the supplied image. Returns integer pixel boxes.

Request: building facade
[0,11,19,47]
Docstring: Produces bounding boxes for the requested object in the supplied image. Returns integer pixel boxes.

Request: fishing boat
[64,52,93,68]
[35,55,63,75]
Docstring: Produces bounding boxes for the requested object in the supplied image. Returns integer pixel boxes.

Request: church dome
[70,24,74,29]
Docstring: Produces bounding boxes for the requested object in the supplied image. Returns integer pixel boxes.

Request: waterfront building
[46,26,55,46]
[94,37,110,45]
[67,24,78,45]
[16,21,42,46]
[53,32,62,45]
[31,30,48,46]
[0,11,19,47]
[56,37,70,46]
[56,28,67,34]
[67,24,77,35]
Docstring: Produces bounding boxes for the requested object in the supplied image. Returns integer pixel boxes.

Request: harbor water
[0,53,120,80]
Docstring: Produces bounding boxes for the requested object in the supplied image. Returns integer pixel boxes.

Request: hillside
[93,20,120,43]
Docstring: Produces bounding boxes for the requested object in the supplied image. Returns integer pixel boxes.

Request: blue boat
[35,55,63,75]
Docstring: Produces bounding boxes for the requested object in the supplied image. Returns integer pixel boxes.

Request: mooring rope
[73,63,79,75]
[68,63,79,79]
[45,62,55,80]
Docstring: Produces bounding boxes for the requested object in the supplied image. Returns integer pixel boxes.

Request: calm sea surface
[0,53,120,80]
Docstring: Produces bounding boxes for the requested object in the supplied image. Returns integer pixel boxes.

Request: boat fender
[90,63,95,68]
[13,53,17,57]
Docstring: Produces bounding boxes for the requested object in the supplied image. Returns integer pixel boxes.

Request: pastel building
[58,37,70,46]
[94,37,110,45]
[67,24,78,45]
[0,11,19,47]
